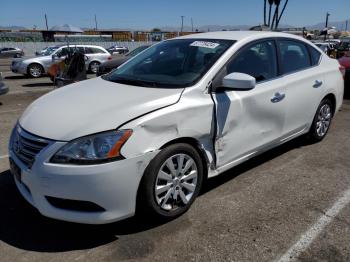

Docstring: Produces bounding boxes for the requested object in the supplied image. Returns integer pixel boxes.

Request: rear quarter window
[309,46,322,66]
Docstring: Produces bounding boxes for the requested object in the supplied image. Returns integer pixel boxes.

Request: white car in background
[9,31,344,224]
[11,45,111,77]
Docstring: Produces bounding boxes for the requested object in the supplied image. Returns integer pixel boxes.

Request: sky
[1,0,350,30]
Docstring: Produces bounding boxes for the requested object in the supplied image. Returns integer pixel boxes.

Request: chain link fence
[0,41,153,56]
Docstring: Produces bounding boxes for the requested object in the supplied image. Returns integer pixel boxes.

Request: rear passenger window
[85,47,104,54]
[278,40,311,74]
[225,40,278,82]
[309,46,321,65]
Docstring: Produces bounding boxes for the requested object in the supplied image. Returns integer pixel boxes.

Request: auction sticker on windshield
[190,41,220,49]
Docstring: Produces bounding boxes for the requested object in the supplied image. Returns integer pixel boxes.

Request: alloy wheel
[316,104,332,137]
[155,153,198,211]
[29,64,42,77]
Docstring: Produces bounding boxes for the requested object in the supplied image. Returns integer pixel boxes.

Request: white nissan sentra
[8,32,344,224]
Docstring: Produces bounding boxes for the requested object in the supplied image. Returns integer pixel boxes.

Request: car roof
[175,31,306,42]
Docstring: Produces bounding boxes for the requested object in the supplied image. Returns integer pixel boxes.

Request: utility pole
[346,20,348,32]
[191,18,194,32]
[324,12,330,41]
[44,14,48,31]
[94,14,98,31]
[181,16,184,32]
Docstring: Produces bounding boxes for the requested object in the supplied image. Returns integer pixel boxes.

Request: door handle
[271,92,285,103]
[313,80,323,88]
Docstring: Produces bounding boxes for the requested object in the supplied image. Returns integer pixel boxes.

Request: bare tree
[266,0,289,30]
[268,0,274,26]
[276,0,289,29]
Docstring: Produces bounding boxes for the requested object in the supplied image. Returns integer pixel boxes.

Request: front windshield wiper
[106,76,159,87]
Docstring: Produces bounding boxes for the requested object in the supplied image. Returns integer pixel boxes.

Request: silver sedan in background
[11,45,112,77]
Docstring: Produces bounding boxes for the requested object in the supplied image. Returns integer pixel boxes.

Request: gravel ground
[1,58,350,262]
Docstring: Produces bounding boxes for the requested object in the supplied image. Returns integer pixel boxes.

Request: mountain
[0,26,28,30]
[307,20,349,30]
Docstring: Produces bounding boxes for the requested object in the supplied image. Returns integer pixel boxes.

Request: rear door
[276,39,324,138]
[212,40,287,168]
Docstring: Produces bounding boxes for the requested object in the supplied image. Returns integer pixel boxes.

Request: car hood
[19,77,184,141]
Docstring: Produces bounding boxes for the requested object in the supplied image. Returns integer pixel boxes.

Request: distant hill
[307,20,349,30]
[1,20,349,32]
[0,26,28,30]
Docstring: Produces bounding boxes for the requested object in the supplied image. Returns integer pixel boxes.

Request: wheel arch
[159,137,210,180]
[322,93,336,115]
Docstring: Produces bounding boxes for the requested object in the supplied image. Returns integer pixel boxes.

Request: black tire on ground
[137,143,204,220]
[308,98,333,142]
[89,61,100,74]
[27,63,43,78]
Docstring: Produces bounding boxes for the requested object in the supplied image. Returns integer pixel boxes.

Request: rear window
[85,47,105,54]
[278,40,311,74]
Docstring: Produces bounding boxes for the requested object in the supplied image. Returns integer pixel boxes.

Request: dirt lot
[1,58,350,262]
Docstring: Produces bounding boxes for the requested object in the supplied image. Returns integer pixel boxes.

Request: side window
[278,40,311,74]
[84,47,93,54]
[225,40,278,83]
[309,46,321,66]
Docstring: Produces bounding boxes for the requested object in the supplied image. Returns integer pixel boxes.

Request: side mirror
[222,72,256,91]
[52,54,59,60]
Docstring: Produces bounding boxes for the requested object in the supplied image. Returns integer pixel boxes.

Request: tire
[308,98,333,142]
[89,61,100,74]
[27,63,43,78]
[137,143,204,220]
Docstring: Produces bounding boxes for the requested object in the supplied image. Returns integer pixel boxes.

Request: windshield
[42,47,59,56]
[103,39,234,88]
[126,46,150,57]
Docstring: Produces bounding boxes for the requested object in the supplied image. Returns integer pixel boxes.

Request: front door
[212,40,287,168]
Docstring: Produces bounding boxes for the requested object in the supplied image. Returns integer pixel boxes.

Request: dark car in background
[0,73,9,95]
[97,45,150,76]
[106,45,129,55]
[0,47,24,58]
[337,40,350,58]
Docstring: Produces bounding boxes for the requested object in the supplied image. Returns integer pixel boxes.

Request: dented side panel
[213,78,287,169]
[120,87,216,175]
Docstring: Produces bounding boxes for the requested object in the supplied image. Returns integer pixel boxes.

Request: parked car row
[0,47,24,58]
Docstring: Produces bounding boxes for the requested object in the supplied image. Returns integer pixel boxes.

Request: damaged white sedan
[9,31,344,224]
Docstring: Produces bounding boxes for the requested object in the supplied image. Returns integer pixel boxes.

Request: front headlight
[51,130,132,164]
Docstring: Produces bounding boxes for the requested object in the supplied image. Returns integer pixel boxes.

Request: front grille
[11,126,49,169]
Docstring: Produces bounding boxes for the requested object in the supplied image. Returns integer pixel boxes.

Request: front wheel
[27,63,43,78]
[308,98,333,142]
[138,143,204,219]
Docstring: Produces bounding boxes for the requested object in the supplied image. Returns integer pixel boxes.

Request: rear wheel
[138,143,204,219]
[308,98,333,142]
[27,63,43,78]
[89,61,100,74]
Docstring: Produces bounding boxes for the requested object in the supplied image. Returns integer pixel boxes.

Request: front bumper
[9,139,158,224]
[10,62,27,74]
